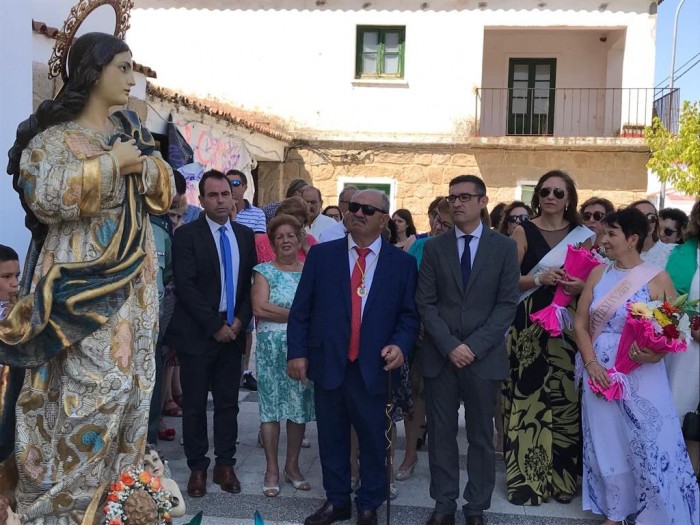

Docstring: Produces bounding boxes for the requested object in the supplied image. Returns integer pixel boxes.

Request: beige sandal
[263,484,280,497]
[284,470,311,490]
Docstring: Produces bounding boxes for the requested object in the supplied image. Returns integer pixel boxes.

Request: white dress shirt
[347,234,382,318]
[319,219,347,243]
[309,212,337,239]
[206,215,241,313]
[455,221,484,267]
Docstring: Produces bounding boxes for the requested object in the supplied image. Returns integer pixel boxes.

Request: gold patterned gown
[11,118,172,524]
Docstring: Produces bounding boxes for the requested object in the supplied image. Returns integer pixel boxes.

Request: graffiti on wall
[173,115,257,203]
[173,116,255,175]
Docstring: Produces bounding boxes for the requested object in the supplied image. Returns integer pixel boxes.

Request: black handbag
[682,402,700,442]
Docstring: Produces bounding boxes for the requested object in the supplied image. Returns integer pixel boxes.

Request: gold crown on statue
[47,0,135,82]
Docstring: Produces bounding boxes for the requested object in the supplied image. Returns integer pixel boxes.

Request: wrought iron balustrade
[474,87,680,138]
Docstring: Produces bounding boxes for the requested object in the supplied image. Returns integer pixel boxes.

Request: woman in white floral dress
[574,207,699,525]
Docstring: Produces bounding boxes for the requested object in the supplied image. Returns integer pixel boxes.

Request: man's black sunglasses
[348,202,388,216]
[662,227,677,237]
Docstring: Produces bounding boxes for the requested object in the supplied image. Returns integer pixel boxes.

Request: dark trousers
[424,364,499,516]
[177,338,242,471]
[315,361,387,512]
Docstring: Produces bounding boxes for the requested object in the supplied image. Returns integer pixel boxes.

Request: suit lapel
[198,215,221,285]
[442,229,464,292]
[363,242,390,316]
[464,227,493,296]
[231,222,248,292]
[336,240,352,317]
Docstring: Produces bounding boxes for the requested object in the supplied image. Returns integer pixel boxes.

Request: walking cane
[384,370,394,525]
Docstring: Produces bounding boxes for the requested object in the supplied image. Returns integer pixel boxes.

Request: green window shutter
[356,26,405,79]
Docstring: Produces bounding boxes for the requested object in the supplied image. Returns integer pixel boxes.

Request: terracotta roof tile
[147,83,293,143]
[31,19,157,78]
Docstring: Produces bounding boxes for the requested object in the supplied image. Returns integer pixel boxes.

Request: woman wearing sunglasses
[503,170,593,506]
[659,207,688,245]
[630,199,676,269]
[579,197,614,247]
[497,201,533,237]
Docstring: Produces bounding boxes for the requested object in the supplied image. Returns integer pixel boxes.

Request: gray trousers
[424,363,499,516]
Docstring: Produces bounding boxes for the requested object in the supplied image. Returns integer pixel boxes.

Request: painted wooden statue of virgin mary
[0,28,173,524]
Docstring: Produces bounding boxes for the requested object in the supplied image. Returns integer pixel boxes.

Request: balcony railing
[474,87,680,138]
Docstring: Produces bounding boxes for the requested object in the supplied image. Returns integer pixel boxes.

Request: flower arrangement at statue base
[103,468,173,525]
[529,244,602,336]
[589,296,693,402]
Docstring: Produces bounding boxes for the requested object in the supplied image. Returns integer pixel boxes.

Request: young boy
[0,245,20,321]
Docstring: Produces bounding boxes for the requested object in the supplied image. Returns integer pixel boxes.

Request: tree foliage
[645,100,700,196]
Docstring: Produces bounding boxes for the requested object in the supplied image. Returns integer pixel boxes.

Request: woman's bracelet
[583,357,597,368]
[533,271,543,287]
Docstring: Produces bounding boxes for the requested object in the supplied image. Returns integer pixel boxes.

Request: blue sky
[655,0,700,103]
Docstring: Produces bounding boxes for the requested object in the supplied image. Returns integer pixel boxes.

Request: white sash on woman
[589,262,663,343]
[574,261,663,390]
[519,225,595,304]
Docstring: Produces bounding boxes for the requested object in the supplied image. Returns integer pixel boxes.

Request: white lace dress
[581,265,699,524]
[641,240,675,269]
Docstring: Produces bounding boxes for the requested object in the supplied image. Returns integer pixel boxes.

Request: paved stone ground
[158,390,600,525]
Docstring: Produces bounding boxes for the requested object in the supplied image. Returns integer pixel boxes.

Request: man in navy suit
[288,189,420,525]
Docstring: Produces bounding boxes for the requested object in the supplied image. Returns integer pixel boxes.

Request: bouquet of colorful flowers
[588,295,694,401]
[529,244,603,336]
[103,468,173,525]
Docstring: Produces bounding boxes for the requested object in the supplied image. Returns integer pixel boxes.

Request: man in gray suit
[416,175,519,525]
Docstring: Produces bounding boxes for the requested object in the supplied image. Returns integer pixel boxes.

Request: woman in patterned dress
[574,207,699,525]
[0,33,172,524]
[503,170,586,505]
[252,214,315,497]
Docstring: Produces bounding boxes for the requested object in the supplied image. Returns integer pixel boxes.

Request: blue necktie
[219,226,235,325]
[461,235,473,289]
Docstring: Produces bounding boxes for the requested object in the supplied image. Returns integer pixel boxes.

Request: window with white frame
[518,182,537,208]
[338,177,397,212]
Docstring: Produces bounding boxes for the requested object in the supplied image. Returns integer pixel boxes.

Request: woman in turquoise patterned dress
[252,214,315,497]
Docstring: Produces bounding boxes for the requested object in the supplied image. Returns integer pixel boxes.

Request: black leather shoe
[357,508,378,525]
[426,512,455,525]
[241,372,258,391]
[465,516,487,525]
[304,501,352,525]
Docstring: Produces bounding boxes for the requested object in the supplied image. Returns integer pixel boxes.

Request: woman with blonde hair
[252,214,314,497]
[256,196,317,263]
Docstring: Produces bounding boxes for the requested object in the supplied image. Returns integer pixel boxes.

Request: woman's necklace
[353,250,379,297]
[613,260,640,272]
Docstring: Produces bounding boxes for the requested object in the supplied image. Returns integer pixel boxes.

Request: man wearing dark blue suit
[288,189,420,525]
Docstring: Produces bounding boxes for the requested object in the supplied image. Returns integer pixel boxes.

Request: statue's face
[92,50,135,107]
[143,450,164,477]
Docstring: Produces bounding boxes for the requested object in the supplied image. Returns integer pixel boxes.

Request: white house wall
[1,0,33,256]
[129,0,658,142]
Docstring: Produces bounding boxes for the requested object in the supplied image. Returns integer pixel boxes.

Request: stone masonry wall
[271,145,649,232]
